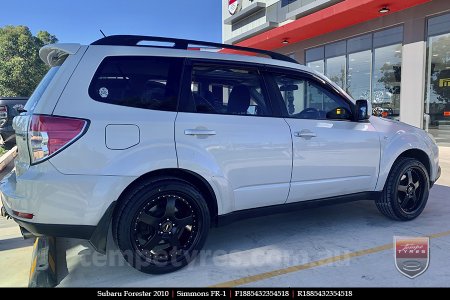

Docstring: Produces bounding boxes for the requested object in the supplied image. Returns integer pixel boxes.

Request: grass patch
[0,147,7,156]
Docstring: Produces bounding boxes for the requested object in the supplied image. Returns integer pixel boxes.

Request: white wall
[222,0,281,43]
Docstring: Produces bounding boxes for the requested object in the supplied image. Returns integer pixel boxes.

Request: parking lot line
[210,229,450,287]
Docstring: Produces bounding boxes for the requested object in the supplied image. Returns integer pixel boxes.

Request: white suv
[0,36,441,274]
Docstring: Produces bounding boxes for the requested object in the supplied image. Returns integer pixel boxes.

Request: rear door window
[184,63,272,117]
[88,56,183,111]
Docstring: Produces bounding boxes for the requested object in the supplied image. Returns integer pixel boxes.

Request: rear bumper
[0,161,133,224]
[0,181,95,239]
[12,214,95,239]
[2,194,115,253]
[0,161,134,252]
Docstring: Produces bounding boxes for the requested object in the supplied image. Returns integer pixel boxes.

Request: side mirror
[355,99,370,121]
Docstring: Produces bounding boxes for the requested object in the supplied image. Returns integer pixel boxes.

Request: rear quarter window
[88,56,183,111]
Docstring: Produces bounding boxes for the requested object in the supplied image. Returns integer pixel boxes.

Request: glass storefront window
[425,28,450,145]
[305,26,403,119]
[372,44,402,119]
[305,46,324,62]
[326,56,346,89]
[307,60,324,74]
[347,50,371,100]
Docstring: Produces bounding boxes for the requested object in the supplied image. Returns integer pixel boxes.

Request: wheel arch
[377,148,431,191]
[396,149,431,178]
[114,168,219,225]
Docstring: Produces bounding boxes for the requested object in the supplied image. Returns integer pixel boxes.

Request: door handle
[184,129,216,136]
[294,130,316,138]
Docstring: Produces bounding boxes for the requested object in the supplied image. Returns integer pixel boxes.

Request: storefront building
[222,0,450,145]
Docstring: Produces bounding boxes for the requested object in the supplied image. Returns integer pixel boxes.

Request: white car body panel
[369,116,440,190]
[285,118,380,202]
[50,46,178,176]
[175,112,292,212]
[0,161,135,225]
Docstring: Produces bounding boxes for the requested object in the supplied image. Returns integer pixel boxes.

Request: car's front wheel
[113,178,210,274]
[376,157,429,221]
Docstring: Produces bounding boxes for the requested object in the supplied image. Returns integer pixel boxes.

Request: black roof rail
[91,35,298,64]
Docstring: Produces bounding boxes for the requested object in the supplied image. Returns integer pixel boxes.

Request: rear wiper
[17,108,27,113]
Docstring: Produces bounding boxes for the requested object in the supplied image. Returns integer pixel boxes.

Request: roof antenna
[100,30,107,38]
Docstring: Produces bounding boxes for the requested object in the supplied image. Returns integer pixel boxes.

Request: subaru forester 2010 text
[0,36,441,274]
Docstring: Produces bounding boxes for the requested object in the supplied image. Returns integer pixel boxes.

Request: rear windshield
[25,66,60,112]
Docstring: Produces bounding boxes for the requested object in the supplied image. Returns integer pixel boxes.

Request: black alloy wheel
[113,178,210,274]
[396,167,426,214]
[376,157,430,221]
[132,194,198,264]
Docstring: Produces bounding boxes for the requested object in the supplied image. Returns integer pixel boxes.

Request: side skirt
[217,191,381,227]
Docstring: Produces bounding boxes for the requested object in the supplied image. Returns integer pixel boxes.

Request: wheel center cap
[161,221,173,233]
[407,185,415,195]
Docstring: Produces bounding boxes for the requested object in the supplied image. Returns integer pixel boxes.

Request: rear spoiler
[39,43,81,67]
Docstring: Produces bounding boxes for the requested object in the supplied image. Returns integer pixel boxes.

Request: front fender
[373,119,437,190]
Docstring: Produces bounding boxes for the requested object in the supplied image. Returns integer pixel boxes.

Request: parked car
[0,97,28,145]
[0,36,441,274]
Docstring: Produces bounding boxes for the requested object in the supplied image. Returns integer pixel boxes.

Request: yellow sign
[440,78,450,87]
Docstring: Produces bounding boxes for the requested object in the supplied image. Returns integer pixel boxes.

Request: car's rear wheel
[376,157,429,221]
[113,178,210,274]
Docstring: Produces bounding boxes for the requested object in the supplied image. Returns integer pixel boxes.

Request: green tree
[0,25,58,97]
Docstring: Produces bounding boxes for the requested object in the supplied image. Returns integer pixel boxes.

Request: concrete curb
[0,146,17,172]
[28,236,57,288]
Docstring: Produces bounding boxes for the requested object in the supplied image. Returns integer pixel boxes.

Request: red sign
[228,0,241,15]
[394,236,429,278]
[444,111,450,117]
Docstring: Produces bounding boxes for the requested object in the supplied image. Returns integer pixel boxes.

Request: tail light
[29,115,87,164]
[0,105,7,119]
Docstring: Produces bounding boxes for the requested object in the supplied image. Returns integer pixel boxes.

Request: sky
[0,0,222,44]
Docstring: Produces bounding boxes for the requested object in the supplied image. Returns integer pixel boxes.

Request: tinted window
[272,74,353,120]
[89,56,183,111]
[189,64,272,116]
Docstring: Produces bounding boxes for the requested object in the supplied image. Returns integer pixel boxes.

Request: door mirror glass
[355,99,370,120]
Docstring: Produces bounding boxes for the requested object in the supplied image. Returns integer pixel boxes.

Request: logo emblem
[161,221,173,233]
[228,0,242,15]
[99,87,109,98]
[394,236,429,278]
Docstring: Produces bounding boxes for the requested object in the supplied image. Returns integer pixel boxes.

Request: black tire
[112,177,210,274]
[376,157,429,221]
